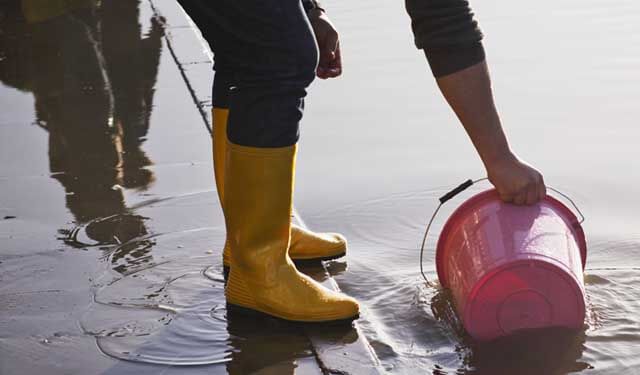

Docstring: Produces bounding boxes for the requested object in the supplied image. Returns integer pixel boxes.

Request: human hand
[486,154,546,205]
[308,9,342,79]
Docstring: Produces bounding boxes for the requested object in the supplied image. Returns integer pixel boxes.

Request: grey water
[1,0,639,373]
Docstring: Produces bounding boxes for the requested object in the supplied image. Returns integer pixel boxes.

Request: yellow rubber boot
[212,108,229,210]
[212,109,347,271]
[223,141,359,322]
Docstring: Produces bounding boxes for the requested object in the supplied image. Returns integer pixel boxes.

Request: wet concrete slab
[148,0,213,127]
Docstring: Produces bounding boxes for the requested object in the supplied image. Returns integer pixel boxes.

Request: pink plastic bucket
[435,189,587,341]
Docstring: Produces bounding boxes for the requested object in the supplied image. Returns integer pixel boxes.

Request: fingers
[489,157,546,206]
[538,175,547,201]
[513,181,541,206]
[513,176,546,206]
[310,12,342,79]
[317,33,341,79]
[331,42,342,75]
[323,31,339,64]
[525,184,538,205]
[513,191,527,205]
[499,181,538,206]
[498,190,514,204]
[526,172,546,205]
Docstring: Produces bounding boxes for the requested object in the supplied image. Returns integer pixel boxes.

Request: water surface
[1,0,639,373]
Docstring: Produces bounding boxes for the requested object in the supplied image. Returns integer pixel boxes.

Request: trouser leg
[179,0,317,147]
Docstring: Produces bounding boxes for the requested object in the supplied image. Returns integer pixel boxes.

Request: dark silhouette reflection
[430,289,590,374]
[223,265,360,374]
[99,0,163,190]
[0,0,164,273]
[464,329,590,375]
[225,313,314,374]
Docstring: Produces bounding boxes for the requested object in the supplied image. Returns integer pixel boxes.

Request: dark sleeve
[405,0,485,77]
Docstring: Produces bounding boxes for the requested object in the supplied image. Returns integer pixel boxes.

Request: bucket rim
[435,188,588,289]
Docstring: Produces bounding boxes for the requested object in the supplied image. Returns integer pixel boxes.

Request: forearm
[406,0,513,165]
[436,60,514,167]
[406,0,545,204]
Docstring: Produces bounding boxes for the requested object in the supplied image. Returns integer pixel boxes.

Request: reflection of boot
[225,312,304,375]
[223,141,359,322]
[212,108,347,272]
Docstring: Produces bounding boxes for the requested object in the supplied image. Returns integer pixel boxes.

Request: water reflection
[0,0,163,273]
[464,329,589,375]
[225,313,315,374]
[430,289,590,374]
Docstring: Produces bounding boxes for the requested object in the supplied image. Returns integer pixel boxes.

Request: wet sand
[2,0,640,374]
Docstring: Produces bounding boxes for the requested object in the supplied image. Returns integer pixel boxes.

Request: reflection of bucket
[435,189,587,341]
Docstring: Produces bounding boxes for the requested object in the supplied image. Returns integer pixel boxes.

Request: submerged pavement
[0,0,380,374]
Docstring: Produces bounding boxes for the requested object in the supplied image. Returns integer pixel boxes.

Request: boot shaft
[224,141,297,283]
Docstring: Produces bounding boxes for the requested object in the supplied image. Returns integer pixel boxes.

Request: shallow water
[1,0,640,374]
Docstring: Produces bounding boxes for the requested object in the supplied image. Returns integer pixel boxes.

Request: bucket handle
[419,178,585,285]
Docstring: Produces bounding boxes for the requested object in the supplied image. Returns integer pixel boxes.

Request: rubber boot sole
[226,302,359,325]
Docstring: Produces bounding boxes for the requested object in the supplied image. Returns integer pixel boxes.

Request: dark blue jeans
[177,0,318,147]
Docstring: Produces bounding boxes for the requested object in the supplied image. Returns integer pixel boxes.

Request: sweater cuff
[424,42,486,78]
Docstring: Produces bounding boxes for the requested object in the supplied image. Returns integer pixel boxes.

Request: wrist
[483,147,517,171]
[471,119,515,169]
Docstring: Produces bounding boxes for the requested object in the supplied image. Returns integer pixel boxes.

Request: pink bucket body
[436,189,587,341]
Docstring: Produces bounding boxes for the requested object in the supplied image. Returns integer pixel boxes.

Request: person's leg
[180,0,358,322]
[210,71,232,271]
[212,73,348,276]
